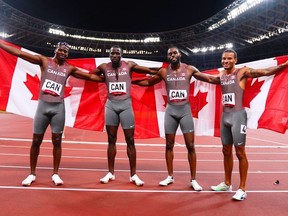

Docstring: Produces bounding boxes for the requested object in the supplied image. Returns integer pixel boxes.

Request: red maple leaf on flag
[243,78,264,108]
[24,73,73,100]
[189,82,208,118]
[24,73,40,100]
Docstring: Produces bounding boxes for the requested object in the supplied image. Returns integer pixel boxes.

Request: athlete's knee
[187,144,195,153]
[52,133,62,147]
[32,134,44,147]
[165,141,174,151]
[222,145,232,156]
[107,129,117,143]
[108,134,117,144]
[235,146,246,159]
[125,136,135,145]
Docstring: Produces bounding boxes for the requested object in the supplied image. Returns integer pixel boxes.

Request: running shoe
[100,172,115,184]
[130,174,144,186]
[22,174,36,186]
[232,189,247,201]
[211,182,232,191]
[159,176,174,186]
[52,174,64,186]
[191,180,203,191]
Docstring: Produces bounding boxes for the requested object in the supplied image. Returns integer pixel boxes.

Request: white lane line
[0,186,288,193]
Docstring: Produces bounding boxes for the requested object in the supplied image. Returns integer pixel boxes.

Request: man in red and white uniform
[91,45,158,186]
[0,41,103,186]
[133,46,217,191]
[207,49,288,201]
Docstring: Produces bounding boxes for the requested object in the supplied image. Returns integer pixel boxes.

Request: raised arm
[241,59,288,78]
[0,40,44,66]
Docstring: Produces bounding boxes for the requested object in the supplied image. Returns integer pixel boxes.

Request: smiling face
[221,51,237,70]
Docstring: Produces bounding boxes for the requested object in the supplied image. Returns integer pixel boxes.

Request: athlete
[0,40,103,186]
[207,49,288,201]
[132,46,220,191]
[91,45,158,186]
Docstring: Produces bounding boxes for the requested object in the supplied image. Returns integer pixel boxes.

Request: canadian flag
[0,40,287,138]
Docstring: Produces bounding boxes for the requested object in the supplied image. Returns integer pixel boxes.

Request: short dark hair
[57,42,70,49]
[168,46,179,51]
[223,49,237,59]
[110,45,121,53]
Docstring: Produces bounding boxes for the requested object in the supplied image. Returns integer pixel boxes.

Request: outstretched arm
[132,70,163,86]
[129,61,160,75]
[190,65,220,84]
[242,60,288,78]
[0,40,44,66]
[71,67,104,82]
[193,70,220,84]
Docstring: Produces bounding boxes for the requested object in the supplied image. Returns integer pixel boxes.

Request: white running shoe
[232,189,247,201]
[100,172,115,184]
[22,174,36,186]
[159,176,174,186]
[52,174,64,186]
[191,180,203,191]
[130,174,144,186]
[211,182,232,191]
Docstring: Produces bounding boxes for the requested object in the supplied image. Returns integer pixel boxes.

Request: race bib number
[109,82,127,95]
[240,124,247,134]
[222,93,235,107]
[169,90,187,102]
[42,79,63,96]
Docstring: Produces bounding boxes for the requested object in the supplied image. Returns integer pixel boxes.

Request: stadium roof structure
[0,0,287,70]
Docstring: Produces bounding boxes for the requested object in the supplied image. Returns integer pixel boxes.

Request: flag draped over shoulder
[0,40,287,139]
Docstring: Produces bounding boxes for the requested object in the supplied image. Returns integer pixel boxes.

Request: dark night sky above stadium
[3,0,235,33]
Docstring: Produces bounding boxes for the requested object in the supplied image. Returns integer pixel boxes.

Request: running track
[0,112,288,216]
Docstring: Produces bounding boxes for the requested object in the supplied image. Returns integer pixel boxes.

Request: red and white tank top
[104,61,131,101]
[220,69,244,112]
[165,63,190,105]
[39,58,70,102]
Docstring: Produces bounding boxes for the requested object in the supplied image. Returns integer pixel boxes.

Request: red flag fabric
[0,40,18,110]
[0,40,287,139]
[256,56,288,133]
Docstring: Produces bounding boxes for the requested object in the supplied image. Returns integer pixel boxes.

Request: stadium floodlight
[188,43,233,54]
[227,0,264,20]
[143,37,160,43]
[208,0,264,31]
[48,28,65,36]
[48,28,160,44]
[246,25,288,44]
[0,32,12,38]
